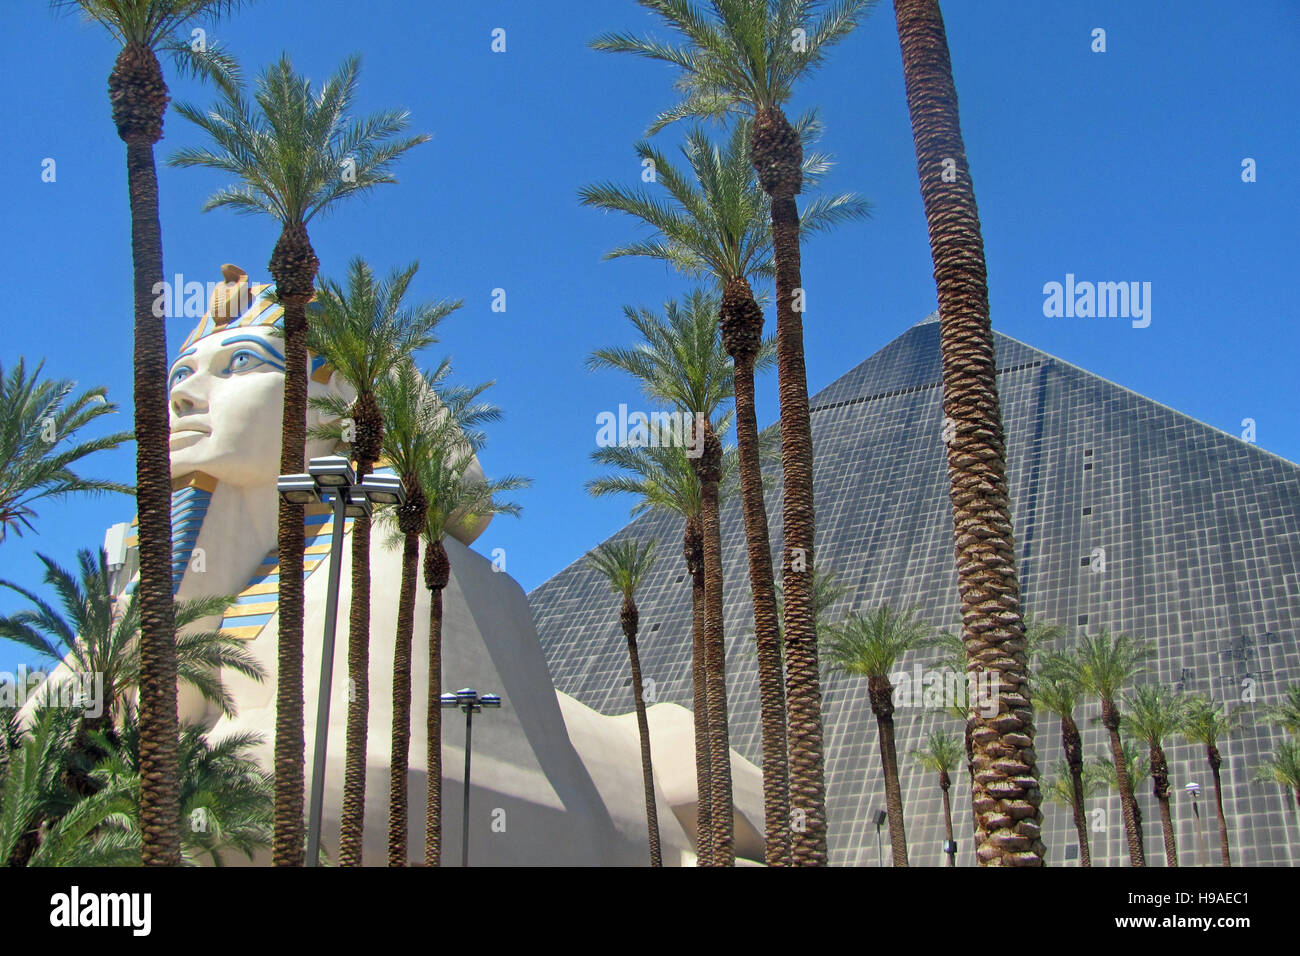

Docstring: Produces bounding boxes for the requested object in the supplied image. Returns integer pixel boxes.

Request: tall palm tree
[306,258,456,866]
[1123,684,1189,867]
[586,538,664,866]
[912,728,963,866]
[588,437,734,864]
[891,0,1051,865]
[1262,684,1300,736]
[1100,737,1150,862]
[587,290,761,865]
[0,359,133,543]
[1035,654,1093,867]
[823,604,936,866]
[413,446,527,867]
[53,0,245,866]
[1179,694,1238,867]
[376,359,500,866]
[1254,739,1300,834]
[1060,630,1151,865]
[580,121,866,864]
[172,54,428,865]
[595,0,874,866]
[1043,758,1105,866]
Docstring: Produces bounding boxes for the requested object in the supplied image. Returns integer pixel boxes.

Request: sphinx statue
[51,264,766,865]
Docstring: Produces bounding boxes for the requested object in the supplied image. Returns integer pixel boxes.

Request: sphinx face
[168,327,346,487]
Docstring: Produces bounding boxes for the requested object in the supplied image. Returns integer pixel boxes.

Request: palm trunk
[964,718,977,844]
[1206,746,1230,866]
[112,41,180,868]
[695,424,733,866]
[722,283,788,866]
[339,458,373,866]
[424,539,449,867]
[752,107,826,866]
[388,528,421,865]
[268,221,318,867]
[940,771,954,867]
[622,596,662,866]
[1151,745,1178,867]
[1061,713,1091,866]
[1102,701,1145,866]
[869,678,908,865]
[893,0,1042,866]
[685,519,713,865]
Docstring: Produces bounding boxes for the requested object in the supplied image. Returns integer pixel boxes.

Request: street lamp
[873,809,888,867]
[1185,781,1209,867]
[276,454,407,867]
[441,687,502,867]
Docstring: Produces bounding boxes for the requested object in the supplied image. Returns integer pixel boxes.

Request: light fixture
[361,473,407,506]
[276,473,318,504]
[308,454,356,488]
[344,487,372,519]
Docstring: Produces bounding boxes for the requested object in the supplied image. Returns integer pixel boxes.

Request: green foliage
[823,604,937,679]
[1044,758,1107,811]
[912,728,963,776]
[586,539,658,601]
[1121,684,1190,749]
[1052,628,1152,705]
[1254,738,1300,794]
[0,359,132,542]
[1099,738,1149,792]
[1261,684,1300,737]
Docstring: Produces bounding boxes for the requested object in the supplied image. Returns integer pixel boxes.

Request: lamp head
[276,474,319,504]
[360,473,407,506]
[480,694,501,709]
[308,455,356,488]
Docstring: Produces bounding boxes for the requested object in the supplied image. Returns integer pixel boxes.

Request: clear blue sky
[3,1,1297,672]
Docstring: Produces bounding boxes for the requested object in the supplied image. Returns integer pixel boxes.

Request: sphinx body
[49,265,766,865]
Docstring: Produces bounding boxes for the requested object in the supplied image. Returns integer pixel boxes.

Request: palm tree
[0,359,133,543]
[0,550,263,730]
[1254,739,1300,836]
[1123,684,1190,867]
[1262,684,1300,736]
[912,728,963,866]
[1059,629,1151,866]
[823,604,937,866]
[53,0,245,866]
[586,538,664,866]
[1179,695,1239,867]
[1035,654,1093,867]
[414,446,527,867]
[306,258,457,866]
[588,437,733,864]
[1100,738,1150,862]
[376,359,500,866]
[891,0,1053,865]
[171,54,429,866]
[580,122,866,864]
[587,290,761,865]
[1043,758,1106,866]
[595,0,874,867]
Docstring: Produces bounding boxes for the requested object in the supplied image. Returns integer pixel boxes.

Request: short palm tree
[823,604,937,866]
[891,0,1046,864]
[1262,684,1300,736]
[1180,695,1239,867]
[1254,739,1300,833]
[1123,684,1190,867]
[587,538,664,866]
[171,54,429,865]
[595,0,875,867]
[414,446,527,867]
[306,258,458,866]
[911,728,963,866]
[1100,737,1150,862]
[53,0,245,866]
[1035,653,1093,866]
[376,359,499,866]
[1058,629,1151,866]
[0,549,263,729]
[1043,758,1106,866]
[580,118,866,865]
[587,433,736,864]
[587,289,760,865]
[0,359,132,543]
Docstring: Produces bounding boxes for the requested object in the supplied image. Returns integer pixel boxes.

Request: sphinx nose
[170,376,207,418]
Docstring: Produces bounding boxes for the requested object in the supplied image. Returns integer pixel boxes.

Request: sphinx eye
[224,349,268,375]
[169,365,194,390]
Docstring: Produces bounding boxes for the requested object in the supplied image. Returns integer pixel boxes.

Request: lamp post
[873,809,888,867]
[1185,781,1209,867]
[441,688,501,867]
[276,454,406,867]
